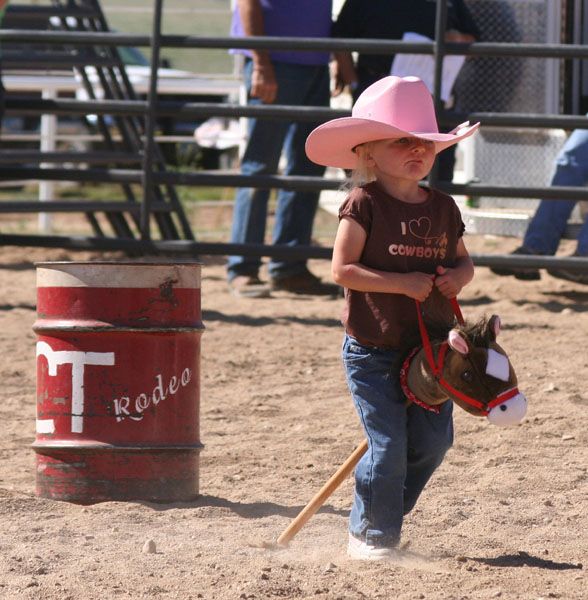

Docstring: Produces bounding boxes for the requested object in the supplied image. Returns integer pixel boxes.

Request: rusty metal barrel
[33,261,204,504]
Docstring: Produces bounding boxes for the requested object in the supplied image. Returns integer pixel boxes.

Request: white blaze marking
[486,348,509,382]
[37,341,115,434]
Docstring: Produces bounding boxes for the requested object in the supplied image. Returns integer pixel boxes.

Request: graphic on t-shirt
[408,217,432,241]
[390,217,448,260]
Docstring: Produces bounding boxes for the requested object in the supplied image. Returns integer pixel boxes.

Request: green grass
[103,1,233,75]
[57,181,230,204]
[0,181,233,239]
[0,182,339,244]
[14,0,234,74]
[0,180,230,204]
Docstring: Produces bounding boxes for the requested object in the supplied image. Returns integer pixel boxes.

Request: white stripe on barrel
[37,262,201,289]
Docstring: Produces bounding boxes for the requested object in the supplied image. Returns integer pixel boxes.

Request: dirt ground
[0,234,586,600]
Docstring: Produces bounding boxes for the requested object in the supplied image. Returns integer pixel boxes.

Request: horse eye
[461,370,473,383]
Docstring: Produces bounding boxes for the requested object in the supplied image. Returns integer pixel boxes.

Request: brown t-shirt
[338,182,465,349]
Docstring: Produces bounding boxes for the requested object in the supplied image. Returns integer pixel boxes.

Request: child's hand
[402,272,435,302]
[434,265,464,299]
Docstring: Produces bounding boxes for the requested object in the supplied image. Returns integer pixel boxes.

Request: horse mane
[455,316,494,348]
[399,314,494,360]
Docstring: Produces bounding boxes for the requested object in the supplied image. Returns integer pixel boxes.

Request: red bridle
[402,298,519,416]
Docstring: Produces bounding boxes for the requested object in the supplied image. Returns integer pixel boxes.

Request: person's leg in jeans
[523,128,588,256]
[403,401,453,515]
[492,127,588,280]
[227,59,291,283]
[575,215,588,257]
[342,337,407,548]
[268,64,329,280]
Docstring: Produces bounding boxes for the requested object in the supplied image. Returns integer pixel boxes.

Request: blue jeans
[524,127,588,256]
[227,59,329,281]
[342,335,454,547]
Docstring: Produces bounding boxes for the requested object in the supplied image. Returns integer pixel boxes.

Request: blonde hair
[344,141,377,191]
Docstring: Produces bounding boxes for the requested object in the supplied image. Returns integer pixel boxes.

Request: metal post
[140,0,164,240]
[39,87,57,232]
[429,0,449,187]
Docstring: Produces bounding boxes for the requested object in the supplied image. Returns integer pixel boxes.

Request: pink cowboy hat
[305,75,479,169]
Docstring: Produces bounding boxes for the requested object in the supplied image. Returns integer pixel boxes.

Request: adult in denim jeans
[227,0,351,298]
[342,337,453,548]
[305,76,478,558]
[491,127,588,285]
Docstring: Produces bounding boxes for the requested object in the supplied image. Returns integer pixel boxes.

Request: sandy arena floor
[0,235,586,600]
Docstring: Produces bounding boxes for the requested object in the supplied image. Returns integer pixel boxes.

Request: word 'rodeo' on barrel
[113,368,193,423]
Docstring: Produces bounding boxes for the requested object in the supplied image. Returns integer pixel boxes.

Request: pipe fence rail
[0,0,587,274]
[8,96,588,130]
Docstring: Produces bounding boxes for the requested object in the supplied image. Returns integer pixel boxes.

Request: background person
[306,76,478,559]
[227,0,350,298]
[490,127,588,285]
[331,0,478,183]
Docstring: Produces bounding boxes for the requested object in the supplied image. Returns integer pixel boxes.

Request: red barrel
[33,261,204,504]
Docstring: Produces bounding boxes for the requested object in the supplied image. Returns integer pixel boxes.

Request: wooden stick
[275,439,368,547]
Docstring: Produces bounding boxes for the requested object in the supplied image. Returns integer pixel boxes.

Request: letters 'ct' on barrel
[33,261,204,504]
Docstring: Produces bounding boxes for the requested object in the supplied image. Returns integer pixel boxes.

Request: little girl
[305,76,479,560]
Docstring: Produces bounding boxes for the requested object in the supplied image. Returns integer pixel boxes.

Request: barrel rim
[32,442,204,452]
[36,261,203,289]
[33,324,205,333]
[35,260,203,267]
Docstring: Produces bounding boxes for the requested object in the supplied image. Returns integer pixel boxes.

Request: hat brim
[305,117,480,170]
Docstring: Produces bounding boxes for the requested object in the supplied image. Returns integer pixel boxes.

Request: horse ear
[448,329,469,355]
[488,315,501,340]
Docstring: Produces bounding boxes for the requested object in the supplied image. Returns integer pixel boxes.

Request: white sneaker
[347,534,397,561]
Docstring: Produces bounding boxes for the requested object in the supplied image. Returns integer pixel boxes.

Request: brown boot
[547,254,588,285]
[270,268,341,297]
[489,246,541,281]
[228,275,271,298]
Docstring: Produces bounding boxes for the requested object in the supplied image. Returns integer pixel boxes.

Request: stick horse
[273,299,527,548]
